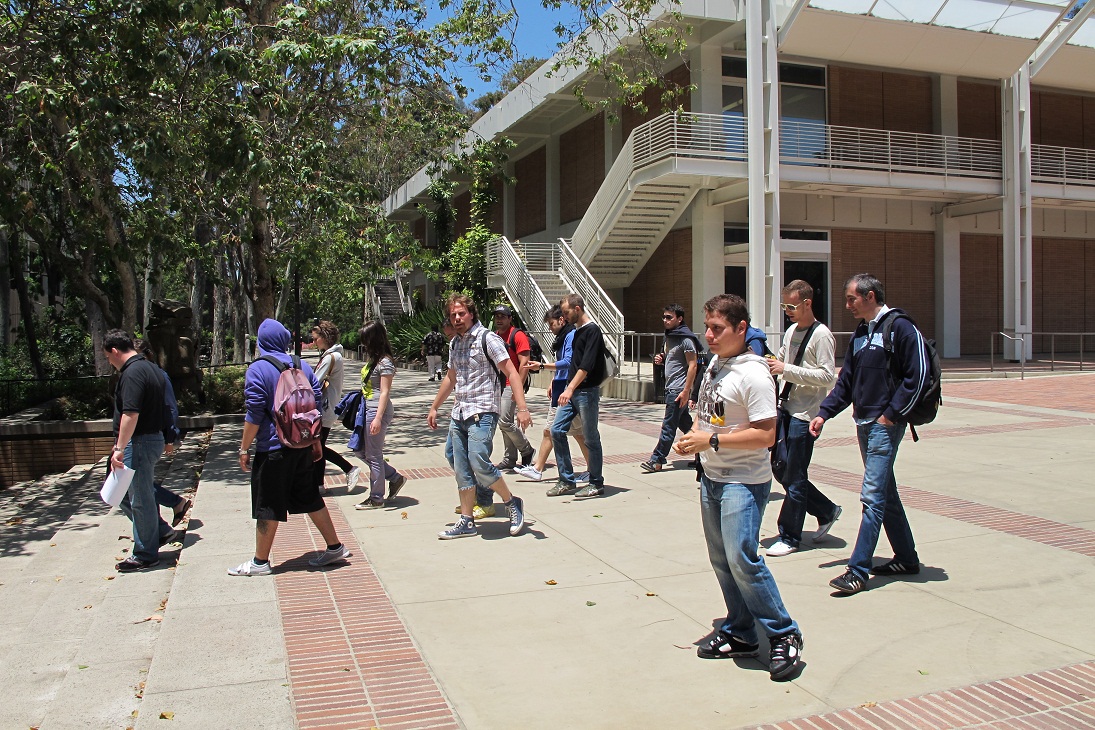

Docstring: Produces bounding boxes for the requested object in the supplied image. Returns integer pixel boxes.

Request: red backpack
[259,355,323,449]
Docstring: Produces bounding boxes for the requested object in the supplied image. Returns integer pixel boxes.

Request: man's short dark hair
[664,303,685,319]
[703,294,750,327]
[563,293,585,311]
[545,305,564,322]
[103,329,135,353]
[845,273,886,305]
[782,280,814,301]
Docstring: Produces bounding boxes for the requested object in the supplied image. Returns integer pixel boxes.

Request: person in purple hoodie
[229,319,351,576]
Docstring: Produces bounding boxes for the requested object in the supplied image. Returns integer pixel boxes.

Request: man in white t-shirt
[766,280,840,557]
[674,294,803,682]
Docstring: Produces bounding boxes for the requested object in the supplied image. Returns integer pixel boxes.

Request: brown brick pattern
[514,146,547,238]
[830,229,936,340]
[828,66,933,133]
[621,64,691,141]
[959,80,1095,149]
[1,435,113,488]
[750,661,1095,730]
[960,234,1003,355]
[958,80,1002,141]
[274,504,461,730]
[559,113,606,225]
[621,226,693,349]
[452,190,471,241]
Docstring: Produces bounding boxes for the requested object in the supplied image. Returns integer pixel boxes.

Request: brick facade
[957,81,1002,140]
[622,227,694,345]
[621,65,691,141]
[960,234,1003,355]
[960,80,1095,149]
[559,113,606,225]
[828,66,933,133]
[1,435,113,488]
[830,229,936,339]
[514,147,547,239]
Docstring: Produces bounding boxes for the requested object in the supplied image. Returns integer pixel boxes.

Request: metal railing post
[990,333,995,373]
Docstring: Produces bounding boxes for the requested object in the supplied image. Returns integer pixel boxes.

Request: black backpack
[879,310,942,441]
[505,328,543,392]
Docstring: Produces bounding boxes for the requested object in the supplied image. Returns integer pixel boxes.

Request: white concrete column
[1002,68,1034,360]
[691,43,723,116]
[604,113,622,174]
[546,135,561,237]
[934,212,961,357]
[692,192,724,322]
[745,0,781,336]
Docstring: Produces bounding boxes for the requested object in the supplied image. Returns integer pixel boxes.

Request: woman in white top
[353,321,407,510]
[311,321,361,494]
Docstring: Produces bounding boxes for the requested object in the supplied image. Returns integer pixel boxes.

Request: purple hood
[244,319,322,451]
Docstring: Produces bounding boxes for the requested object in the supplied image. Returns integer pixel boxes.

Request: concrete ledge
[0,414,244,439]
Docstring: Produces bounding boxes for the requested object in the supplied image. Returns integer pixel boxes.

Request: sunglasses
[662,314,676,320]
[780,300,810,312]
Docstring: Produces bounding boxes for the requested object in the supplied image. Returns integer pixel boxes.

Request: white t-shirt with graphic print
[696,352,778,485]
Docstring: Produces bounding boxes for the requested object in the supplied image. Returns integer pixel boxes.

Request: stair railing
[392,263,414,315]
[555,238,623,360]
[487,237,552,354]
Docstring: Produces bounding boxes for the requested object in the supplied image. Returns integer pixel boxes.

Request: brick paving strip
[272,503,462,730]
[748,660,1095,730]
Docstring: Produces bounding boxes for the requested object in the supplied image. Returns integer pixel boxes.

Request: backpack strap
[259,354,288,373]
[481,330,504,392]
[778,322,818,405]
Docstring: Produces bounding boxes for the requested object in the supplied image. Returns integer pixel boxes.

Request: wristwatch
[709,433,720,452]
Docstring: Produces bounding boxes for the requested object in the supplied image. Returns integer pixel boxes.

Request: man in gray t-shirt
[642,304,700,473]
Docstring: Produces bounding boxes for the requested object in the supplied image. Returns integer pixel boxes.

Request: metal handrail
[488,237,553,356]
[1038,332,1091,371]
[555,238,624,359]
[990,331,1029,380]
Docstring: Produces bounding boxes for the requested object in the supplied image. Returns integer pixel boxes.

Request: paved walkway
[2,371,1094,728]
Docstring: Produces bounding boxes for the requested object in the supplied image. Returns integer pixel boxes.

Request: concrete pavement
[2,370,1094,728]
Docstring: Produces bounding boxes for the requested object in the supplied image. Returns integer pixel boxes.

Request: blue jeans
[449,414,502,497]
[445,429,493,508]
[775,417,838,547]
[849,421,918,579]
[551,388,603,487]
[651,388,693,464]
[700,475,798,644]
[118,433,170,563]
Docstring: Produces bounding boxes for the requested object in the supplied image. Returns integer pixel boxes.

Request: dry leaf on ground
[545,580,557,585]
[159,711,174,720]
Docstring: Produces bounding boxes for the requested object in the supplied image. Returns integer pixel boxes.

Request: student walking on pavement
[311,321,361,495]
[550,294,607,498]
[674,294,803,681]
[427,295,529,539]
[491,305,536,471]
[811,274,927,595]
[351,321,407,510]
[516,305,590,483]
[422,324,446,381]
[641,303,700,474]
[229,319,350,576]
[766,281,841,557]
[103,330,175,572]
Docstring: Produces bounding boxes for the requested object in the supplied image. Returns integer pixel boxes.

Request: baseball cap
[492,305,513,317]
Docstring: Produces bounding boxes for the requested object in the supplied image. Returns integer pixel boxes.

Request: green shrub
[386,304,447,361]
[201,366,247,414]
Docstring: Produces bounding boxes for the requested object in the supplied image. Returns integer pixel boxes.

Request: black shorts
[251,447,325,521]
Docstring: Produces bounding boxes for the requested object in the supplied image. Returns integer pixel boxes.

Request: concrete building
[384,0,1095,361]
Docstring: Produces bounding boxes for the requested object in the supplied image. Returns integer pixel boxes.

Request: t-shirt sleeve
[737,363,778,422]
[513,330,531,356]
[682,337,697,354]
[485,332,510,366]
[378,356,396,377]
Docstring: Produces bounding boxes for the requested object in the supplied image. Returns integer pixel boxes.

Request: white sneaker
[766,540,798,557]
[574,471,590,483]
[228,559,272,576]
[814,505,843,541]
[514,465,543,481]
[308,545,351,567]
[345,467,361,491]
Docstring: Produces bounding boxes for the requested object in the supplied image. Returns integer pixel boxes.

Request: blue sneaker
[506,496,525,536]
[438,515,477,540]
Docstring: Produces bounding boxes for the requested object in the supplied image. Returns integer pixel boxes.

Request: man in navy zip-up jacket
[810,274,926,595]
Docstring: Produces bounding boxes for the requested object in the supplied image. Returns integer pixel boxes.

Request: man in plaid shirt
[427,294,531,539]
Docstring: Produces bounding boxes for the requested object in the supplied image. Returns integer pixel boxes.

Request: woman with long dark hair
[353,321,407,509]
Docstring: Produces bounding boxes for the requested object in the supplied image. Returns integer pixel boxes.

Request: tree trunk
[191,218,213,344]
[212,281,229,367]
[9,242,46,379]
[0,231,11,349]
[143,242,163,331]
[86,296,111,376]
[249,183,275,321]
[274,259,293,322]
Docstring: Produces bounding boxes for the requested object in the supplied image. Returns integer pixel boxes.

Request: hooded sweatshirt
[313,343,345,428]
[244,319,323,452]
[745,326,770,357]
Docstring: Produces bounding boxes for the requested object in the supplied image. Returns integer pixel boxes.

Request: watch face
[710,433,719,451]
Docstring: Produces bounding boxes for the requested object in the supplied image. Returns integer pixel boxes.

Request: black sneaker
[871,559,921,576]
[495,458,517,471]
[768,633,803,680]
[520,447,535,467]
[697,631,759,659]
[829,569,868,595]
[639,461,662,473]
[116,556,159,573]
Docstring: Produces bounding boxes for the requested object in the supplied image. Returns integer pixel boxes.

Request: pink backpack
[259,355,322,449]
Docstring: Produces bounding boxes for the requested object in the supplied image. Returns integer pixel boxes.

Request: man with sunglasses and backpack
[766,280,839,558]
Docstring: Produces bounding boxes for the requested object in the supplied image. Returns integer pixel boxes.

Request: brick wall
[514,147,547,238]
[830,229,936,338]
[960,234,1003,355]
[487,177,505,234]
[412,218,426,246]
[453,190,471,240]
[958,81,1001,140]
[622,228,693,342]
[621,65,691,141]
[1,436,113,488]
[1034,237,1092,353]
[829,66,933,133]
[559,113,606,225]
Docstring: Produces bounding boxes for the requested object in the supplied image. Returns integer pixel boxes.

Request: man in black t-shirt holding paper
[103,329,176,573]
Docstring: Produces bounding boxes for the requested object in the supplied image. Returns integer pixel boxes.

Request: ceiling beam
[1030,1,1095,77]
[776,0,812,48]
[944,197,1004,218]
[709,180,750,207]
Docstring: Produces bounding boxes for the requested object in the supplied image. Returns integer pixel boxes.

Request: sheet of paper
[100,466,135,507]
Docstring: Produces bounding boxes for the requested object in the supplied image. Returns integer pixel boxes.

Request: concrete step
[0,431,209,730]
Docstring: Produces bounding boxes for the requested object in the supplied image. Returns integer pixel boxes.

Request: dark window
[722,57,747,79]
[781,230,828,241]
[724,227,749,244]
[779,63,826,87]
